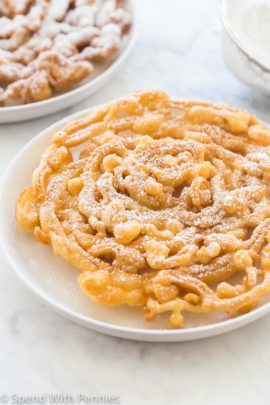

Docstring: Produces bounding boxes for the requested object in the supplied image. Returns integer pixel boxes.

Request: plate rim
[1,105,270,341]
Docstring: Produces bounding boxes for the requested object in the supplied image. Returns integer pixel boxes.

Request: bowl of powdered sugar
[221,0,270,93]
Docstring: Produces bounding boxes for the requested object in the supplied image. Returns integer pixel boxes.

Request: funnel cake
[0,0,131,106]
[16,91,270,328]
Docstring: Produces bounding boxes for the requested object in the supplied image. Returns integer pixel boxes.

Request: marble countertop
[1,0,270,404]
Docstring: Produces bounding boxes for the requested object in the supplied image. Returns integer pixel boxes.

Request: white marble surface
[1,0,270,403]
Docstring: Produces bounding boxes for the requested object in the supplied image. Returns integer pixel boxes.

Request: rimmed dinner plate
[0,0,136,124]
[1,107,270,342]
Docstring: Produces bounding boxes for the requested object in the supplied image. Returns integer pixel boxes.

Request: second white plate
[0,0,136,124]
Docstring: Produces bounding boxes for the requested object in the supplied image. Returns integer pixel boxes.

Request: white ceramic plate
[1,109,270,342]
[0,0,136,124]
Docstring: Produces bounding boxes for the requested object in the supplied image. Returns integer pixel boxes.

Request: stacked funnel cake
[0,0,131,106]
[16,91,270,328]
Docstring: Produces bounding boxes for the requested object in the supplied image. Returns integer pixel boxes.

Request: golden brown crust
[16,90,270,327]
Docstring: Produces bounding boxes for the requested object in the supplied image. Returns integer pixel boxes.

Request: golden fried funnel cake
[16,91,270,327]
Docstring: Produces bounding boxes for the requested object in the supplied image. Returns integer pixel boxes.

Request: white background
[1,1,270,404]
